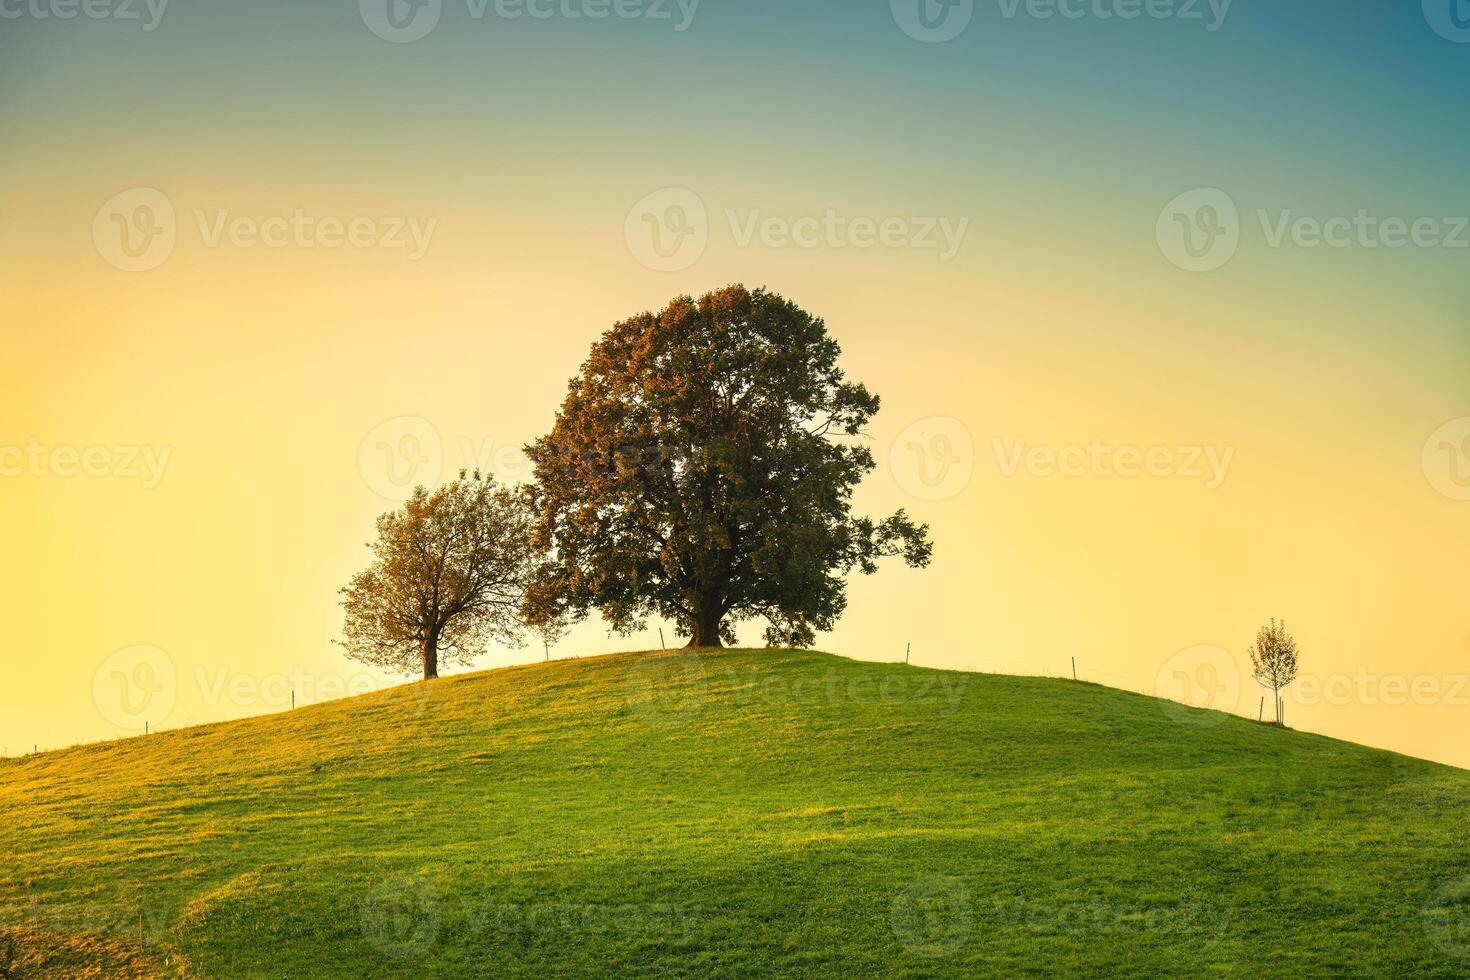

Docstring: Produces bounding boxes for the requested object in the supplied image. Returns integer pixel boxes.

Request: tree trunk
[422,634,439,681]
[686,605,723,648]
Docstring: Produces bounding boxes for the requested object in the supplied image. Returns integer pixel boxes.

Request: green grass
[4,648,1470,976]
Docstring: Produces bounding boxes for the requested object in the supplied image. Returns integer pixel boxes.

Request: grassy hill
[3,648,1470,977]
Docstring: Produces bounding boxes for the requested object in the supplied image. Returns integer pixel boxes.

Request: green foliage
[2,650,1468,976]
[523,285,931,648]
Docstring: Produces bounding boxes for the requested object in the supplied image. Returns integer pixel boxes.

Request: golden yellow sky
[2,0,1467,767]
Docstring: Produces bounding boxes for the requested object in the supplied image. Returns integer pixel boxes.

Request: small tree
[1249,618,1299,726]
[339,472,532,680]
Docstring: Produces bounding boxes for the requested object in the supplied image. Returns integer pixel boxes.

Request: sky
[1,0,1468,767]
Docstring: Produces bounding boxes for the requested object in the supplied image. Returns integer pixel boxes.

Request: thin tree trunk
[422,634,439,681]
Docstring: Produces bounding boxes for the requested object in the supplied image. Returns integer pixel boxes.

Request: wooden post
[1071,657,1077,681]
[1258,696,1264,722]
[905,643,911,664]
[659,628,666,650]
[544,640,549,662]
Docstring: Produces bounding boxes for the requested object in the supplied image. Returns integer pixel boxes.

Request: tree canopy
[1249,618,1300,726]
[522,285,931,648]
[339,472,532,679]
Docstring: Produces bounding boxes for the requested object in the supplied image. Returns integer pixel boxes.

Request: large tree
[339,471,532,679]
[523,285,931,649]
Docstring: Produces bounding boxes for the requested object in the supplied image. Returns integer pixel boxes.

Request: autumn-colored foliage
[522,285,932,648]
[339,472,533,679]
